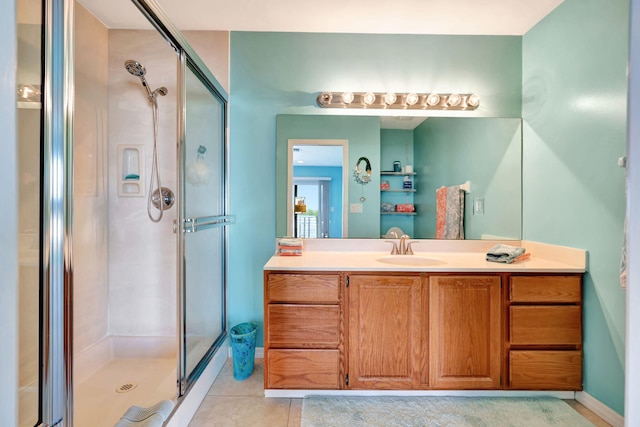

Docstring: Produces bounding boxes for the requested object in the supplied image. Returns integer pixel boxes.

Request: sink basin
[376,255,446,266]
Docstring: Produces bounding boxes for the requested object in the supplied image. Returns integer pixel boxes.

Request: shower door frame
[176,51,231,394]
[130,0,231,398]
[41,0,74,425]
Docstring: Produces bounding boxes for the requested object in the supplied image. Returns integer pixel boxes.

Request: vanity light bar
[316,91,480,110]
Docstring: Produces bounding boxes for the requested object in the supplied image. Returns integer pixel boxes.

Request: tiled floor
[190,358,611,427]
[189,359,301,427]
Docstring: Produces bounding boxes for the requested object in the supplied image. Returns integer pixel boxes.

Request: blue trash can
[230,322,257,380]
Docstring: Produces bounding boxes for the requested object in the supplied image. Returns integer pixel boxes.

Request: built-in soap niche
[117,145,145,197]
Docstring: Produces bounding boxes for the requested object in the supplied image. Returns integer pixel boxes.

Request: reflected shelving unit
[380,171,417,216]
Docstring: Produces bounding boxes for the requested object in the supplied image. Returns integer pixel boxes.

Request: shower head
[125,59,153,98]
[125,60,146,78]
[125,59,167,100]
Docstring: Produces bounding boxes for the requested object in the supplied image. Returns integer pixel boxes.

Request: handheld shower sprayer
[124,59,168,102]
[124,59,173,222]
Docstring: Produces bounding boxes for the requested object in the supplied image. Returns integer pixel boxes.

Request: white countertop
[264,239,586,273]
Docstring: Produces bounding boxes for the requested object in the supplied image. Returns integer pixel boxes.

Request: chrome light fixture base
[316,91,480,110]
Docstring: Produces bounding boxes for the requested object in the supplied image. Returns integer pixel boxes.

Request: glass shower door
[179,58,229,391]
[17,5,42,425]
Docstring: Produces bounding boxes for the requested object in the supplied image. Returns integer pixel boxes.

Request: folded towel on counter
[278,248,303,256]
[486,244,527,264]
[276,238,303,256]
[278,238,303,247]
[512,252,531,263]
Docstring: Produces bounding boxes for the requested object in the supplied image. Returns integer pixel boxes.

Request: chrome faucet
[399,234,410,255]
[385,234,417,255]
[385,239,400,254]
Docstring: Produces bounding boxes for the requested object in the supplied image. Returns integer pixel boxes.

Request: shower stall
[16,0,230,425]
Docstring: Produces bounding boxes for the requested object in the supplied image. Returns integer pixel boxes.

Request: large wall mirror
[276,114,522,240]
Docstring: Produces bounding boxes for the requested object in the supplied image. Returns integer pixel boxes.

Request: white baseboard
[575,391,624,427]
[265,389,576,399]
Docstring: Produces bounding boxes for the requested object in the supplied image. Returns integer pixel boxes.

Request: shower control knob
[151,187,175,211]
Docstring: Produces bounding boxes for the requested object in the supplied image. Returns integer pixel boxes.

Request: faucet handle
[405,241,419,255]
[384,240,400,255]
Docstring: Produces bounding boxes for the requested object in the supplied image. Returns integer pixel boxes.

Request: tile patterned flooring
[190,358,612,427]
[189,359,301,427]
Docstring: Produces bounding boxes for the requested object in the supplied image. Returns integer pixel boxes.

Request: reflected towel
[436,185,465,240]
[486,244,526,264]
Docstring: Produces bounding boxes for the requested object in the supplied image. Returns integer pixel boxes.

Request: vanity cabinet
[429,275,502,389]
[264,269,583,392]
[506,275,583,390]
[264,272,344,389]
[347,274,422,389]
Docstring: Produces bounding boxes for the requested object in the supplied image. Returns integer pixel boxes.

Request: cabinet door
[429,276,501,389]
[348,274,422,389]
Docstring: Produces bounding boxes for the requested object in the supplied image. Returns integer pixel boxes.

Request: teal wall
[522,0,628,415]
[229,32,522,347]
[276,114,382,238]
[414,118,522,239]
[293,165,343,238]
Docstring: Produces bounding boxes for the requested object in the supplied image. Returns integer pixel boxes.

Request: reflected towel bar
[439,181,470,193]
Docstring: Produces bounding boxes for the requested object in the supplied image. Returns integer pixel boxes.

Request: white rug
[301,396,595,427]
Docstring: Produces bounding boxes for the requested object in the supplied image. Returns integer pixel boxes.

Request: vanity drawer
[267,304,340,347]
[509,350,582,390]
[510,276,581,303]
[266,273,340,303]
[267,349,340,389]
[510,306,581,345]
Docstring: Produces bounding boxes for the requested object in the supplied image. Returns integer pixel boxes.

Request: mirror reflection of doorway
[290,141,346,238]
[293,178,330,238]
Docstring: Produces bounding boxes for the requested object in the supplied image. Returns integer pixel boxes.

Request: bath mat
[301,396,595,427]
[114,399,174,427]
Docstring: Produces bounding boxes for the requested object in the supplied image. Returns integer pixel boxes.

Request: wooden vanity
[263,241,585,394]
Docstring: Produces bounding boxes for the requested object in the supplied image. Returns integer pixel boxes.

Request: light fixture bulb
[362,92,376,106]
[447,93,462,107]
[383,92,397,105]
[317,91,333,106]
[426,93,441,106]
[405,93,419,106]
[466,94,480,108]
[341,91,354,104]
